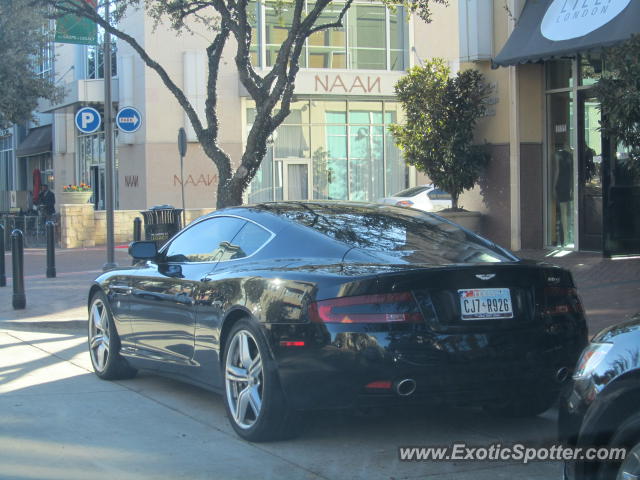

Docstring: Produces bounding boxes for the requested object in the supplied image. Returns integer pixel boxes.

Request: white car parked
[378,185,453,212]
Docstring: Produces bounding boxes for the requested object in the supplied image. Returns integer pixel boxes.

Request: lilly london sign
[541,0,631,41]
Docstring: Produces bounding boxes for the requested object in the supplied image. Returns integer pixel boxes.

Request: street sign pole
[103,0,116,271]
[178,128,187,228]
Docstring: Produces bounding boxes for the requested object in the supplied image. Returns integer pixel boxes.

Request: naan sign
[541,0,632,41]
[293,71,403,96]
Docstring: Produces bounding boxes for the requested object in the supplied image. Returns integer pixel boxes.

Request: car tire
[483,390,557,418]
[596,411,640,480]
[88,290,137,380]
[222,318,301,442]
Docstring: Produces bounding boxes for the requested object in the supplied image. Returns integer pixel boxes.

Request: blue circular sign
[75,107,102,134]
[116,107,142,133]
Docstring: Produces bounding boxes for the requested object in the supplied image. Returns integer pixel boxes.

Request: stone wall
[59,204,215,249]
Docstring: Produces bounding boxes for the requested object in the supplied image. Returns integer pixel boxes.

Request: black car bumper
[272,324,585,411]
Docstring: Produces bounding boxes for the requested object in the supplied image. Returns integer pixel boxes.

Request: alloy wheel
[89,298,110,373]
[617,442,640,480]
[225,330,263,429]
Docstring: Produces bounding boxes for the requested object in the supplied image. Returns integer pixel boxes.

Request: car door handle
[110,284,132,295]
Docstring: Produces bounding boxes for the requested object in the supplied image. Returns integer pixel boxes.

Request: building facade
[3,0,638,255]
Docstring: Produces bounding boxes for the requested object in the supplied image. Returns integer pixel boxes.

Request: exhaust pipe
[395,378,417,397]
[555,367,570,384]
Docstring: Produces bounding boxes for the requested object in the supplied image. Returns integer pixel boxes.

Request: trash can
[140,205,183,247]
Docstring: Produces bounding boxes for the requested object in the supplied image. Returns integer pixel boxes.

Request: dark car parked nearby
[560,313,640,480]
[87,202,588,441]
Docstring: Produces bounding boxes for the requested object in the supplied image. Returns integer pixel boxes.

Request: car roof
[203,201,428,231]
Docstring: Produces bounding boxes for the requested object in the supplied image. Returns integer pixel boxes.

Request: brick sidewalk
[519,249,640,333]
[2,246,638,335]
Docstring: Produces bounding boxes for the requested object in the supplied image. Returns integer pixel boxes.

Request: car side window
[219,221,272,261]
[164,216,246,263]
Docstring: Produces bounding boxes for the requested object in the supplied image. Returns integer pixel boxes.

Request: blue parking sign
[116,107,142,133]
[75,107,101,134]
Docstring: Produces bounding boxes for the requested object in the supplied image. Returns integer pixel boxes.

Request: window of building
[35,21,54,81]
[0,135,14,193]
[251,1,406,71]
[246,99,406,203]
[86,36,117,79]
[77,124,118,210]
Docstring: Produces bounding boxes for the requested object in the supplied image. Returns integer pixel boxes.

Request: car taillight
[308,292,424,324]
[543,287,584,315]
[395,200,413,207]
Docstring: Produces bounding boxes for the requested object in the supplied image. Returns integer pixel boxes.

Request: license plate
[458,288,513,320]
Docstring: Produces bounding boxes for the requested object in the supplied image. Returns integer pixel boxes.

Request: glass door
[282,160,311,201]
[578,92,603,250]
[90,165,106,210]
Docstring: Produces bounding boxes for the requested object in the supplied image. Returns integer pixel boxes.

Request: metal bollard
[46,221,56,278]
[133,217,142,242]
[11,229,25,310]
[0,224,5,287]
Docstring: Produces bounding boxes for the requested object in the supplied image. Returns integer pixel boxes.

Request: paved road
[1,324,561,480]
[1,246,638,479]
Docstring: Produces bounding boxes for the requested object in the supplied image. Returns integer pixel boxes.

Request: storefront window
[383,102,406,195]
[253,1,405,71]
[545,59,573,90]
[77,129,118,210]
[579,54,604,87]
[247,99,406,203]
[547,92,575,248]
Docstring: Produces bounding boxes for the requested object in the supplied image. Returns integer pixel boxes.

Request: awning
[493,0,640,67]
[16,125,52,157]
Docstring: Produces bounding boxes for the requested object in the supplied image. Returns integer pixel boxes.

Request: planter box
[59,191,93,205]
[436,210,483,234]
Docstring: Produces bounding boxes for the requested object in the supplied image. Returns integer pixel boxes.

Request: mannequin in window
[554,148,573,246]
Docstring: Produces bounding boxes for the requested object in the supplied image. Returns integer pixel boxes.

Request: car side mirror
[129,241,159,261]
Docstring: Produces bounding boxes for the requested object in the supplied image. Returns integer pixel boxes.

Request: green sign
[55,0,98,45]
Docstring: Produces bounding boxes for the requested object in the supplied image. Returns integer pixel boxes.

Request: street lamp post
[103,0,116,270]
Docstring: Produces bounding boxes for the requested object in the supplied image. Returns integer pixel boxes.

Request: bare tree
[37,0,445,208]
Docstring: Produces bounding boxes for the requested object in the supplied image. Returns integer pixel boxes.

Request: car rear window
[427,188,452,200]
[393,186,429,197]
[260,203,516,264]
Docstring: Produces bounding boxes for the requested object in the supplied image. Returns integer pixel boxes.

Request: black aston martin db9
[88,202,588,441]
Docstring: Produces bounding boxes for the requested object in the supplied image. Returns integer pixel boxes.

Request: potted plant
[59,183,93,205]
[390,59,490,232]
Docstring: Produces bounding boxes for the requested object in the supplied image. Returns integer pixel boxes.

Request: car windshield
[259,202,517,264]
[392,186,429,197]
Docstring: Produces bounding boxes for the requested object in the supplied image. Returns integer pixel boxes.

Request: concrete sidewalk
[0,247,130,326]
[2,246,639,334]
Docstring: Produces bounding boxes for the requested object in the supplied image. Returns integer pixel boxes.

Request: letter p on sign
[75,106,102,134]
[82,112,94,129]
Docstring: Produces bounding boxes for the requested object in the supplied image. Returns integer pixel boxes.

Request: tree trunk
[216,178,244,209]
[451,194,459,211]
